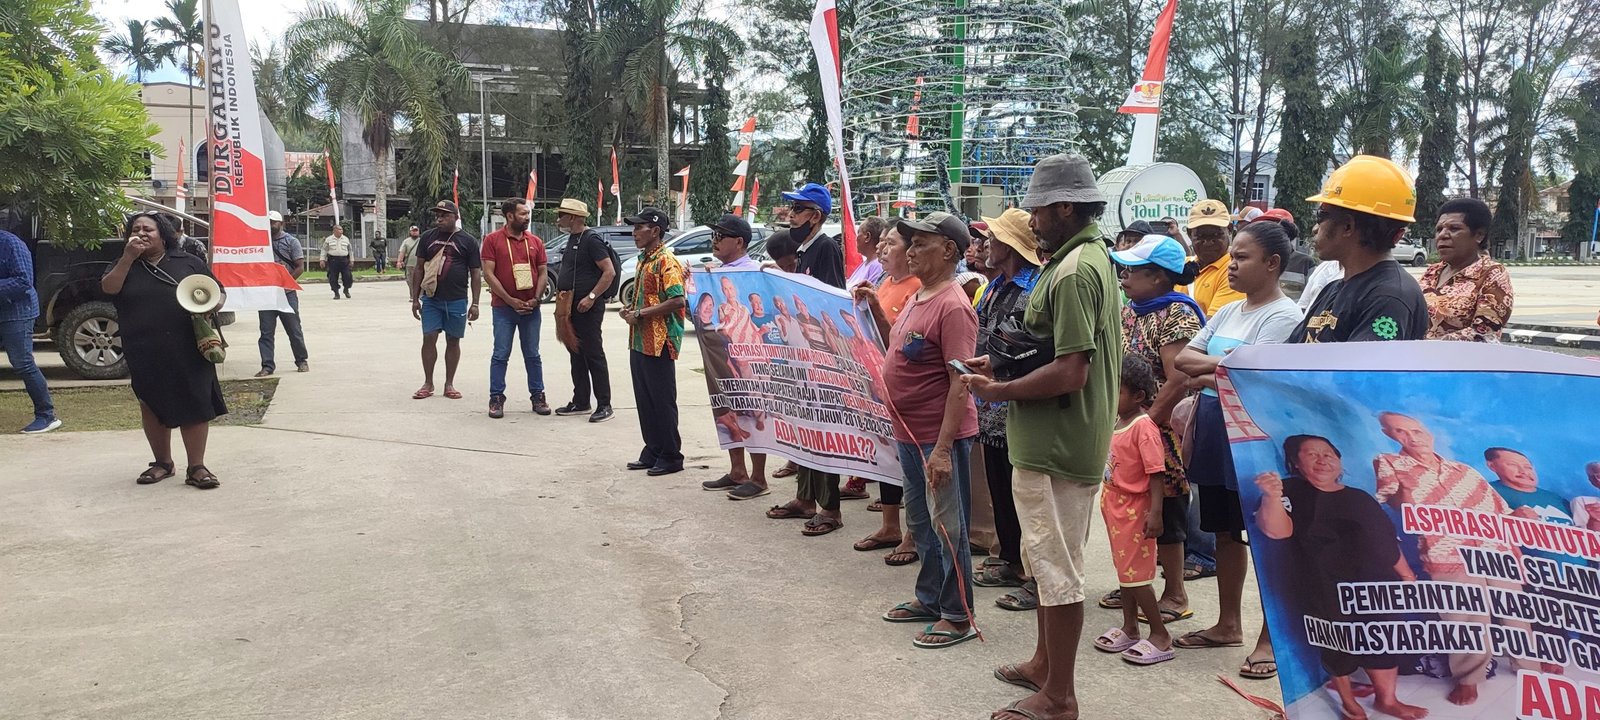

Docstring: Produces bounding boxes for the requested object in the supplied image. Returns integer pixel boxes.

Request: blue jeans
[1185,485,1217,572]
[0,317,54,420]
[490,304,544,397]
[900,438,974,623]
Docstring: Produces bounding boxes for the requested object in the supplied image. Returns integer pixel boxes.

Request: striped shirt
[1374,452,1511,574]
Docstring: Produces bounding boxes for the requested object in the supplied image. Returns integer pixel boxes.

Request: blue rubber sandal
[913,623,978,649]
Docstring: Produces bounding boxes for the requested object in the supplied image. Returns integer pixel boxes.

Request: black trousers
[326,256,353,292]
[569,305,610,406]
[983,441,1022,565]
[630,350,682,468]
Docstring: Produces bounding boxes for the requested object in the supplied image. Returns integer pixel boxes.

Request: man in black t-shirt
[409,200,482,400]
[551,198,616,423]
[783,182,845,289]
[1289,156,1428,344]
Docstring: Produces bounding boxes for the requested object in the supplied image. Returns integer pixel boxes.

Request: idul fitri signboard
[1096,163,1208,237]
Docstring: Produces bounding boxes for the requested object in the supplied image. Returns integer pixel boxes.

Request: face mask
[791,215,815,239]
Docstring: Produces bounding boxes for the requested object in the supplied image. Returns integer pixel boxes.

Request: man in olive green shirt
[962,153,1120,720]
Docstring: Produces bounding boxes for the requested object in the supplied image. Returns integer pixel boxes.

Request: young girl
[1094,355,1176,666]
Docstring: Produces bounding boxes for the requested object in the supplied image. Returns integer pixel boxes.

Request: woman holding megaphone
[101,213,228,489]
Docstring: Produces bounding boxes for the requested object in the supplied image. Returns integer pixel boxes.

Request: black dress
[1281,476,1403,677]
[112,251,229,428]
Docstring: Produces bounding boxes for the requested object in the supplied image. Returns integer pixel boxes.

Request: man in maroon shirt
[481,197,550,418]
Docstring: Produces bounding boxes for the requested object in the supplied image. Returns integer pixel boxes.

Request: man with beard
[960,153,1122,720]
[480,198,550,418]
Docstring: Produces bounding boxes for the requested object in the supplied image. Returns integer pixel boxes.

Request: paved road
[0,281,1269,719]
[1407,263,1600,329]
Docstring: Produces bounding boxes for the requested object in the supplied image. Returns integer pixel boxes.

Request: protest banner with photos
[1218,342,1600,720]
[686,266,903,484]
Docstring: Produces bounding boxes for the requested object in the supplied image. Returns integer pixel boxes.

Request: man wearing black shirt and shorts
[409,201,482,400]
[552,198,617,423]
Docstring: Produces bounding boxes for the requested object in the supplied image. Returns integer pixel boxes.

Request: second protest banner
[687,266,903,484]
[1219,341,1600,720]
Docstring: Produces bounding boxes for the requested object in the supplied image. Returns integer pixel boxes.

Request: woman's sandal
[185,465,220,490]
[137,461,175,485]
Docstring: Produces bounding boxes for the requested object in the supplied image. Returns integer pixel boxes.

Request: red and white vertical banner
[728,116,756,216]
[324,148,341,226]
[1120,0,1178,165]
[809,0,859,272]
[610,146,622,225]
[525,168,538,201]
[596,178,604,220]
[895,77,923,212]
[175,137,188,215]
[451,167,461,230]
[747,177,761,219]
[204,0,299,312]
[675,165,691,228]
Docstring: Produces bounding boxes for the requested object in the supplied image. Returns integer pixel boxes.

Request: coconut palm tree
[285,0,466,239]
[102,19,173,83]
[586,0,742,205]
[152,0,204,153]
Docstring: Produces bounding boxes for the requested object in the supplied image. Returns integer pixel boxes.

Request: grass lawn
[0,378,279,432]
[297,268,406,283]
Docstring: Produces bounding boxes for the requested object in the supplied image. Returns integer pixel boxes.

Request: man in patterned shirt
[1373,411,1530,706]
[621,208,688,477]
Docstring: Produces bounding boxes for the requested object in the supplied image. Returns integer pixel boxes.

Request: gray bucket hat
[1022,154,1105,209]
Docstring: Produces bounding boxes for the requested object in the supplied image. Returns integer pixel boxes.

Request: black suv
[540,224,649,302]
[30,235,230,380]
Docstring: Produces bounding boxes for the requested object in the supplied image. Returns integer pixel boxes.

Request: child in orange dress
[1094,355,1176,665]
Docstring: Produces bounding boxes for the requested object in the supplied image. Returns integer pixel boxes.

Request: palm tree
[587,0,742,205]
[285,0,466,239]
[152,0,204,163]
[102,19,172,83]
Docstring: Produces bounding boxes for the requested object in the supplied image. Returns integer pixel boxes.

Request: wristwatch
[586,292,596,301]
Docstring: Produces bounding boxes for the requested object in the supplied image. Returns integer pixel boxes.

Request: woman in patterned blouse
[1420,198,1514,341]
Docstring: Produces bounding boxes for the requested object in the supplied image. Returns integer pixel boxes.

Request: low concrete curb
[1505,323,1600,350]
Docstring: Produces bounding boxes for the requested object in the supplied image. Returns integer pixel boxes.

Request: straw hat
[980,208,1041,266]
[556,198,590,217]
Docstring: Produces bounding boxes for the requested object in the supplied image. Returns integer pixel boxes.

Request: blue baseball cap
[781,183,833,216]
[1111,235,1188,274]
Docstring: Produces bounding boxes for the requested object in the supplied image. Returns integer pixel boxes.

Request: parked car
[541,224,648,302]
[1392,238,1429,266]
[30,235,233,380]
[615,224,777,306]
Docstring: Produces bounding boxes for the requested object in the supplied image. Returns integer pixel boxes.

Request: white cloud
[94,0,302,48]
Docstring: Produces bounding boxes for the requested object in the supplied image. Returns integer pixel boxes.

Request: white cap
[267,211,284,222]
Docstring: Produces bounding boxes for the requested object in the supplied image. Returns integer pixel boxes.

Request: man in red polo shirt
[481,197,551,418]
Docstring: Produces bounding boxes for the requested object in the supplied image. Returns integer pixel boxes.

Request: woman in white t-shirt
[1171,219,1303,680]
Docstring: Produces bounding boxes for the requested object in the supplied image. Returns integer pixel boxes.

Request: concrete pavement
[1,281,1273,719]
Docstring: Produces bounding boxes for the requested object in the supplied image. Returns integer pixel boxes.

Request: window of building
[488,114,506,138]
[1250,180,1267,202]
[457,113,478,137]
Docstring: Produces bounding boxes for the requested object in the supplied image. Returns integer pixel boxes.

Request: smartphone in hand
[948,359,974,375]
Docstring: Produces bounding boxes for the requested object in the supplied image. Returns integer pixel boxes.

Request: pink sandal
[1093,627,1138,653]
[1121,639,1176,666]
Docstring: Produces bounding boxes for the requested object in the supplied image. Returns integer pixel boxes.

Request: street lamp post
[1224,111,1251,208]
[469,68,514,237]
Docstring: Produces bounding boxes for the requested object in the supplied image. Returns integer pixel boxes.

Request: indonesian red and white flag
[610,147,622,225]
[324,148,341,225]
[452,167,461,229]
[204,0,299,312]
[728,116,756,215]
[1119,0,1179,114]
[747,177,760,219]
[809,0,860,272]
[526,168,538,201]
[175,137,188,214]
[675,165,691,228]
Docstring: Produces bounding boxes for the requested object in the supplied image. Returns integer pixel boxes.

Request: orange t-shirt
[877,274,923,323]
[1107,414,1166,496]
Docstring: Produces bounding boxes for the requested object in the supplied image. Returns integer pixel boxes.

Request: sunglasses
[789,204,819,214]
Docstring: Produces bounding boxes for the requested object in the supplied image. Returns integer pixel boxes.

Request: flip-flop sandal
[702,474,738,491]
[726,483,771,500]
[992,700,1046,720]
[854,536,898,551]
[443,388,463,399]
[1174,631,1245,649]
[882,601,938,623]
[1183,562,1218,580]
[801,514,842,536]
[912,624,978,649]
[412,387,434,399]
[973,564,1024,588]
[136,460,175,485]
[996,581,1038,611]
[867,499,883,512]
[1139,607,1194,624]
[766,504,816,520]
[1098,588,1123,609]
[992,664,1040,693]
[884,549,919,566]
[1121,639,1177,666]
[1240,656,1278,679]
[772,464,799,478]
[1093,627,1139,653]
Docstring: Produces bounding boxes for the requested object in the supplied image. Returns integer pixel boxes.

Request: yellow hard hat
[1306,155,1417,223]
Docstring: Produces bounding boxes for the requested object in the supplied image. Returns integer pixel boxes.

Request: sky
[94,0,301,82]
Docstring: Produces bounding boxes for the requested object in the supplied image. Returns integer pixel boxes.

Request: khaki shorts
[1012,468,1099,607]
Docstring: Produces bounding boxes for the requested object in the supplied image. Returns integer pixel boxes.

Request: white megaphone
[176,274,224,314]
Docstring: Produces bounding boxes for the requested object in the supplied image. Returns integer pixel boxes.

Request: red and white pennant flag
[728,116,756,216]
